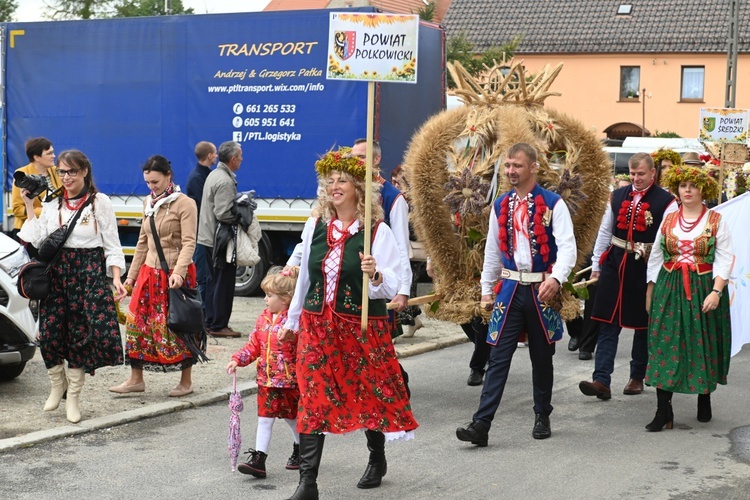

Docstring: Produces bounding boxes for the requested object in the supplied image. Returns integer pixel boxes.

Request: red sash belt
[663,261,713,301]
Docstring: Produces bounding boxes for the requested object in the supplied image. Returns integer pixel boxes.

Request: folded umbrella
[228,372,244,472]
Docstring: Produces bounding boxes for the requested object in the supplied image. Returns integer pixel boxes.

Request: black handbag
[17,196,94,300]
[16,261,52,300]
[149,216,208,362]
[37,226,68,262]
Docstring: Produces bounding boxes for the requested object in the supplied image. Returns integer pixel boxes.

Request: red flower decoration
[497,193,551,262]
[533,195,550,263]
[617,199,650,232]
[498,197,510,254]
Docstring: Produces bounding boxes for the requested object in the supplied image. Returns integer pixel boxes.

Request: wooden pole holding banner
[325,12,419,334]
[718,143,726,205]
[361,81,376,334]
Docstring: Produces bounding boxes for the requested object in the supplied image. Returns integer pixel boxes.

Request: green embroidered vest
[303,219,387,318]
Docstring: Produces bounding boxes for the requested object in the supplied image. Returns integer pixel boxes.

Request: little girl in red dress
[226,267,300,478]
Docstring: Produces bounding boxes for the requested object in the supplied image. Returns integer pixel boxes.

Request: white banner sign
[327,12,419,84]
[714,192,750,356]
[699,108,750,144]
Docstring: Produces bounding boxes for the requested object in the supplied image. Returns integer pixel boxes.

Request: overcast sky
[15,0,271,21]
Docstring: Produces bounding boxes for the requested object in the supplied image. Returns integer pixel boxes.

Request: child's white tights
[256,417,300,454]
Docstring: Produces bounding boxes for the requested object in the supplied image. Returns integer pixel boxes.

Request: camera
[14,171,48,199]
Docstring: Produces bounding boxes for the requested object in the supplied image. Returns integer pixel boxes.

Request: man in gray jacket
[198,141,243,337]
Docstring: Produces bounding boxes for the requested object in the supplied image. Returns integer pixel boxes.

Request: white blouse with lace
[18,193,126,276]
[284,217,401,332]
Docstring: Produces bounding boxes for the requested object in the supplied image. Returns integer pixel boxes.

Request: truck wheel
[0,362,26,381]
[234,244,269,296]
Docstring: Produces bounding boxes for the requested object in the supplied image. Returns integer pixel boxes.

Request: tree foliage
[0,0,18,22]
[446,32,522,87]
[416,0,436,22]
[112,0,193,17]
[44,0,112,19]
[44,0,193,19]
[654,130,682,138]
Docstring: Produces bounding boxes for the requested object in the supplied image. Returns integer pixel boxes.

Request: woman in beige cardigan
[110,155,199,397]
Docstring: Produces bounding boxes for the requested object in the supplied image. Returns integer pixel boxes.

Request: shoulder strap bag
[17,195,94,300]
[149,215,209,363]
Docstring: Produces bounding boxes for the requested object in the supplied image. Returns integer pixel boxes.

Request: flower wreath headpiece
[663,166,720,201]
[650,148,682,167]
[614,173,631,183]
[314,146,367,180]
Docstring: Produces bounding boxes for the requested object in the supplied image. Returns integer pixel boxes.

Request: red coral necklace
[64,192,89,211]
[677,205,706,233]
[327,218,355,247]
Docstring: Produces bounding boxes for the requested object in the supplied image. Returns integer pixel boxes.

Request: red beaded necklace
[677,205,706,233]
[64,192,89,211]
[326,218,356,247]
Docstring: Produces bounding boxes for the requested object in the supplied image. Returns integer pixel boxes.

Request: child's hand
[226,360,239,374]
[278,328,297,343]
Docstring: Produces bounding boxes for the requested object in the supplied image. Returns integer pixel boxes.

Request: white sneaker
[517,341,529,348]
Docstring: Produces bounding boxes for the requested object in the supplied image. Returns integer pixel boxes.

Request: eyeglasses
[58,169,80,178]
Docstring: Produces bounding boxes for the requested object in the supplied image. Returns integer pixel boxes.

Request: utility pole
[642,88,646,137]
[164,0,172,15]
[725,0,740,107]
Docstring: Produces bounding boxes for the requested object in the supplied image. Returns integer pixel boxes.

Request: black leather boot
[645,388,674,432]
[237,449,267,478]
[357,430,387,489]
[697,393,712,422]
[286,433,325,500]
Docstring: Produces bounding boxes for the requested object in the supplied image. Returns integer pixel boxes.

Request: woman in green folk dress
[644,166,732,431]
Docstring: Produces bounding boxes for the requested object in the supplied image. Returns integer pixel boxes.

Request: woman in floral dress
[644,166,732,431]
[19,150,127,424]
[280,147,418,500]
[109,155,199,398]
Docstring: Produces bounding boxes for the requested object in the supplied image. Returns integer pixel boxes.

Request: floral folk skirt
[124,263,198,372]
[645,268,731,394]
[39,247,123,375]
[296,307,418,438]
[257,386,299,419]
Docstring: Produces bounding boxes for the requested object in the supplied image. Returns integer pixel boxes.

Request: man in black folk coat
[579,152,676,400]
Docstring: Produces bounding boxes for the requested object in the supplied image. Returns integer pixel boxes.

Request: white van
[605,137,706,174]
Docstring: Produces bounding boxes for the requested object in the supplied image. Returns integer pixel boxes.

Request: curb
[0,333,468,453]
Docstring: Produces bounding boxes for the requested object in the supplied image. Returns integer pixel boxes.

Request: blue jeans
[473,285,555,430]
[592,322,647,387]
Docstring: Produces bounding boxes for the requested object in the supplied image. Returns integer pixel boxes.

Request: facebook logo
[233,131,242,142]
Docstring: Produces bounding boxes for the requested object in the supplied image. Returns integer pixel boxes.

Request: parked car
[0,233,38,381]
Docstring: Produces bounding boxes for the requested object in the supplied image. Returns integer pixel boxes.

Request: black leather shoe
[532,414,551,439]
[567,337,580,351]
[578,350,592,360]
[467,370,483,386]
[456,421,488,447]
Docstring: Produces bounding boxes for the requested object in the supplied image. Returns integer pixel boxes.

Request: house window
[681,66,704,102]
[619,66,640,100]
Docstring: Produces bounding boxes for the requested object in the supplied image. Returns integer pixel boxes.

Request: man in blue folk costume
[456,142,576,446]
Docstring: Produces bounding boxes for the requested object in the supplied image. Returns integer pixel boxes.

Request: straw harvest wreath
[402,59,612,324]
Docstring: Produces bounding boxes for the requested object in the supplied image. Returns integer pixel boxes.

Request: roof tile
[444,0,750,53]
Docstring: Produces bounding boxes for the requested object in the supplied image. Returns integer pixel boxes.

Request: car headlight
[0,246,31,280]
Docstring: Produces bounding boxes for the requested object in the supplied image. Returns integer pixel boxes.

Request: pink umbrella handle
[233,371,237,392]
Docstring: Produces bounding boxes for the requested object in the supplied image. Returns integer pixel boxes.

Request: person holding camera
[18,150,127,424]
[11,138,63,256]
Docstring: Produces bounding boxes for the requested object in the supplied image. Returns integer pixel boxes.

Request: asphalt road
[2,337,750,500]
